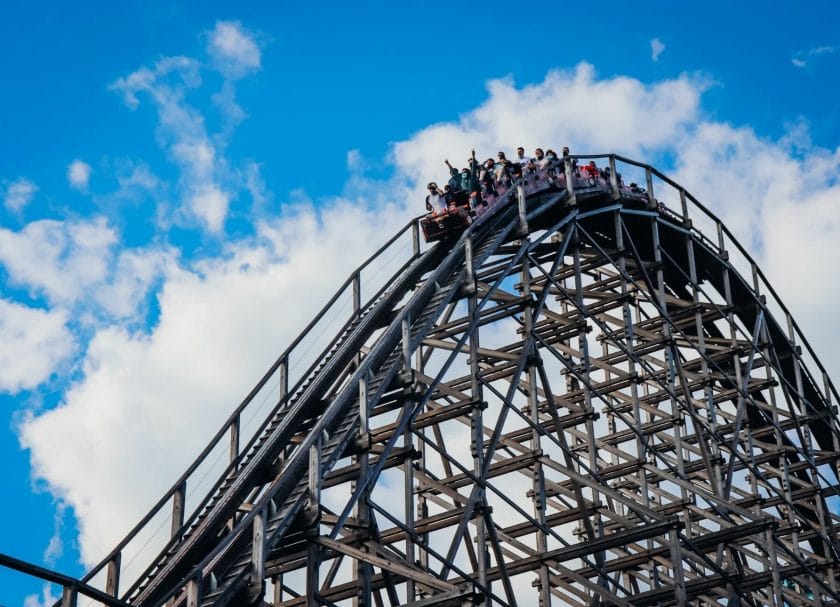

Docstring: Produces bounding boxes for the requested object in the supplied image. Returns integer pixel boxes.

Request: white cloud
[20,195,413,565]
[0,217,172,326]
[651,37,666,62]
[23,583,60,607]
[0,218,117,305]
[791,45,837,68]
[188,185,230,233]
[245,161,271,211]
[67,159,92,192]
[207,20,261,79]
[393,63,705,193]
[109,26,260,233]
[0,299,74,394]
[4,177,38,212]
[109,56,200,111]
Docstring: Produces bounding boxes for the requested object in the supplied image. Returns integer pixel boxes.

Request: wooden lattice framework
[8,155,840,607]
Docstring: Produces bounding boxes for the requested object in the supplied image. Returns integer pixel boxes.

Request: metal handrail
[74,216,423,594]
[121,226,431,601]
[150,168,529,607]
[604,153,840,408]
[0,552,129,607]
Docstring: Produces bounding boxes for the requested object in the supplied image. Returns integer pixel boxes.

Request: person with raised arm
[425,182,446,215]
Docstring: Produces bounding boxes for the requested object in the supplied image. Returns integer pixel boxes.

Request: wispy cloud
[791,45,837,68]
[4,177,38,212]
[650,38,666,62]
[67,159,92,192]
[109,22,263,234]
[207,21,261,80]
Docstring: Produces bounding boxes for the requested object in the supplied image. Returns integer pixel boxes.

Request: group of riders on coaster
[421,147,647,241]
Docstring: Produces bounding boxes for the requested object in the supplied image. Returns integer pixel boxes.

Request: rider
[425,182,446,215]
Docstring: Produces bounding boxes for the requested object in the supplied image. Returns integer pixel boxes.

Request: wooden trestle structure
[17,155,840,606]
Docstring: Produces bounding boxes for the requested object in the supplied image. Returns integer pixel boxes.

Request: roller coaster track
[14,154,840,606]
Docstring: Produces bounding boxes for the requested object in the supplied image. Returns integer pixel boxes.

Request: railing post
[106,552,121,597]
[608,155,619,200]
[463,237,476,296]
[352,271,361,317]
[679,188,691,227]
[251,505,266,599]
[645,166,656,209]
[412,221,420,258]
[61,586,78,607]
[171,481,186,539]
[401,315,411,374]
[564,156,576,206]
[716,221,726,254]
[279,355,288,401]
[229,413,240,464]
[516,183,528,236]
[186,578,199,607]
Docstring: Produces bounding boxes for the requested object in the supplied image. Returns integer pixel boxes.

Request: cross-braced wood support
[255,194,840,605]
[33,156,839,607]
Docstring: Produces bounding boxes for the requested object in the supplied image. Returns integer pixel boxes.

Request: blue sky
[2,2,840,605]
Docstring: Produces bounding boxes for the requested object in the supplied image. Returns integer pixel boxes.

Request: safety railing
[0,552,129,607]
[593,153,840,415]
[66,215,427,603]
[37,152,840,605]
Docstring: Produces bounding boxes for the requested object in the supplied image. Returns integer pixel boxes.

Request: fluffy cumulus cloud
[67,159,92,192]
[0,217,171,325]
[393,63,705,189]
[0,300,74,393]
[17,62,840,585]
[4,177,38,212]
[21,195,413,564]
[0,218,117,304]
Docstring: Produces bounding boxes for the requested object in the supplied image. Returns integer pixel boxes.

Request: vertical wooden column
[415,317,429,580]
[273,574,283,606]
[355,371,372,607]
[251,505,266,601]
[614,210,646,502]
[649,214,688,593]
[522,246,549,606]
[306,434,322,607]
[186,578,199,607]
[464,233,488,603]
